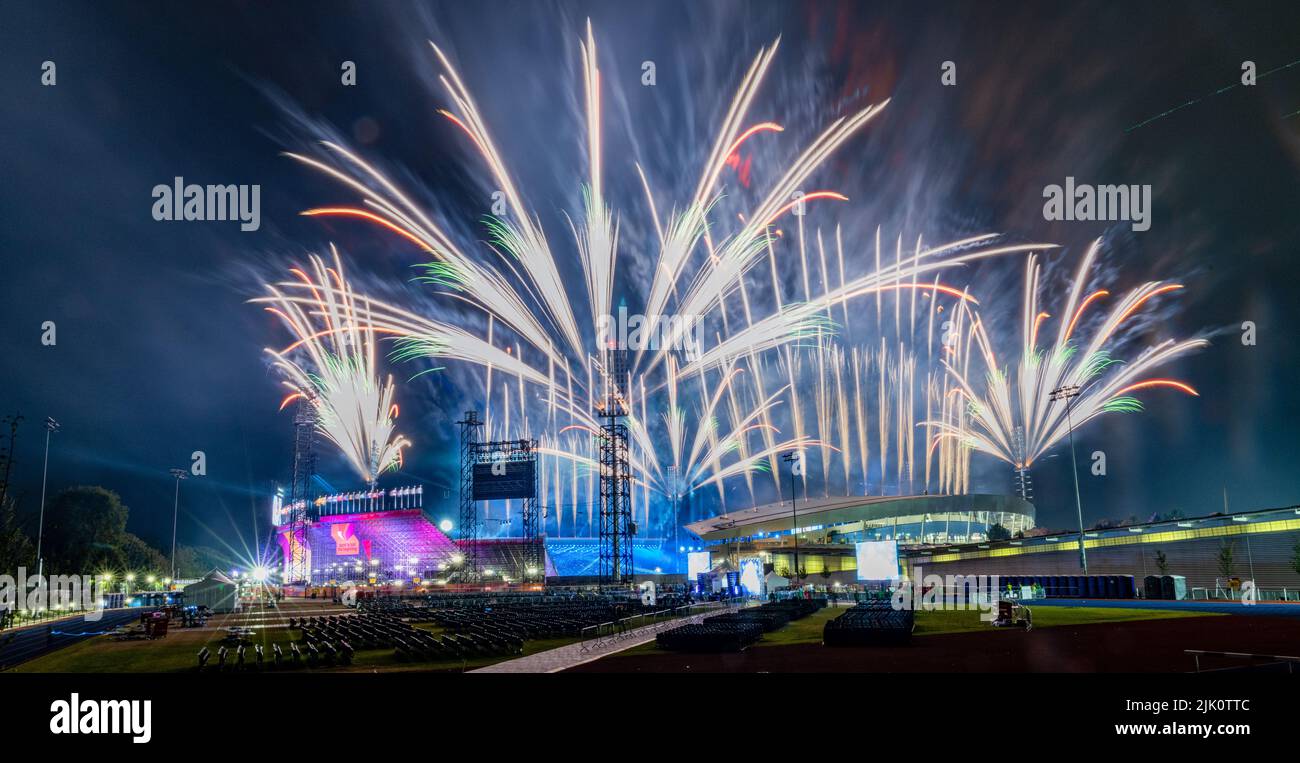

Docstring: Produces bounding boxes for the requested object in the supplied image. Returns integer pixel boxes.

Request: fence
[578,600,735,655]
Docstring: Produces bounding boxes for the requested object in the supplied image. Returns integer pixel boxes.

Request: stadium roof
[685,493,1035,541]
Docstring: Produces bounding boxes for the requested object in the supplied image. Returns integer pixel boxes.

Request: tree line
[0,486,226,579]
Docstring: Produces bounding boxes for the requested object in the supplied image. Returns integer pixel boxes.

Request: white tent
[764,571,790,591]
[183,569,238,613]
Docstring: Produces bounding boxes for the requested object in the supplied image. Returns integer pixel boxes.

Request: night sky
[2,0,1299,557]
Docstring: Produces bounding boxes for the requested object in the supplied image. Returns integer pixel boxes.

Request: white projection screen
[687,551,712,578]
[855,540,900,581]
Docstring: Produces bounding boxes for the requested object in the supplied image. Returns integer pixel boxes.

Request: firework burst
[254,248,411,485]
[929,238,1208,475]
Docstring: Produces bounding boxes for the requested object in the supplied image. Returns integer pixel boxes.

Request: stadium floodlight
[168,467,189,581]
[1049,384,1087,574]
[35,416,60,583]
[782,451,802,582]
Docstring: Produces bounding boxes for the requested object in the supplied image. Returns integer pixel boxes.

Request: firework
[254,248,411,485]
[929,239,1208,477]
[260,20,1196,537]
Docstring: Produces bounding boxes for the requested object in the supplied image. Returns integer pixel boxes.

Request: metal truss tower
[1012,425,1033,502]
[287,399,317,584]
[596,348,633,585]
[457,410,483,582]
[517,439,542,582]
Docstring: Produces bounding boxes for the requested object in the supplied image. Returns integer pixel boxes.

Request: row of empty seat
[823,601,914,646]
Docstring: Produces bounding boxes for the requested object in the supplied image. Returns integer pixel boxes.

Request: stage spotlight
[439,519,454,533]
[252,566,269,582]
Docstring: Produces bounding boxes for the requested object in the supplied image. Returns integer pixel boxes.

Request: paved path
[472,602,736,673]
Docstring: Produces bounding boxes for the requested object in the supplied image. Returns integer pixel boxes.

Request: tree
[987,523,1011,541]
[1290,539,1300,577]
[1215,540,1236,579]
[173,545,228,579]
[41,486,130,573]
[819,565,833,581]
[0,495,33,576]
[119,534,169,575]
[1154,550,1169,575]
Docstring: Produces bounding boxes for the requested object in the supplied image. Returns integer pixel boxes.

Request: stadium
[6,3,1300,711]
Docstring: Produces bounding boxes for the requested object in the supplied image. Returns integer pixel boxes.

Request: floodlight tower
[35,416,58,582]
[1050,384,1087,574]
[783,451,801,584]
[168,467,188,582]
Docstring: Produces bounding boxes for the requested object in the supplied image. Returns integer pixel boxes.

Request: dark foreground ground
[568,614,1300,673]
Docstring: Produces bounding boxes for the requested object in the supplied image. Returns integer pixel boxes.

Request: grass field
[9,601,1218,673]
[612,603,1215,657]
[9,607,581,674]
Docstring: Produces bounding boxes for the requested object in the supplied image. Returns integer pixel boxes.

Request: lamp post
[1049,385,1087,574]
[36,417,59,582]
[168,468,188,582]
[782,452,801,585]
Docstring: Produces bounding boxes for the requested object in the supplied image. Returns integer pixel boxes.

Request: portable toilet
[1161,575,1187,601]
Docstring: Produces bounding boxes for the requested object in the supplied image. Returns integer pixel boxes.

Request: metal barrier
[578,602,727,655]
[1187,649,1300,673]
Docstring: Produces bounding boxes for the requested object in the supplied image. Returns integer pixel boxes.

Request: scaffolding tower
[286,399,317,584]
[1012,425,1033,502]
[457,410,483,582]
[596,348,634,585]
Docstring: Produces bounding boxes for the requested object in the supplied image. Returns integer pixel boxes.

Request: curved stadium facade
[684,493,1036,575]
